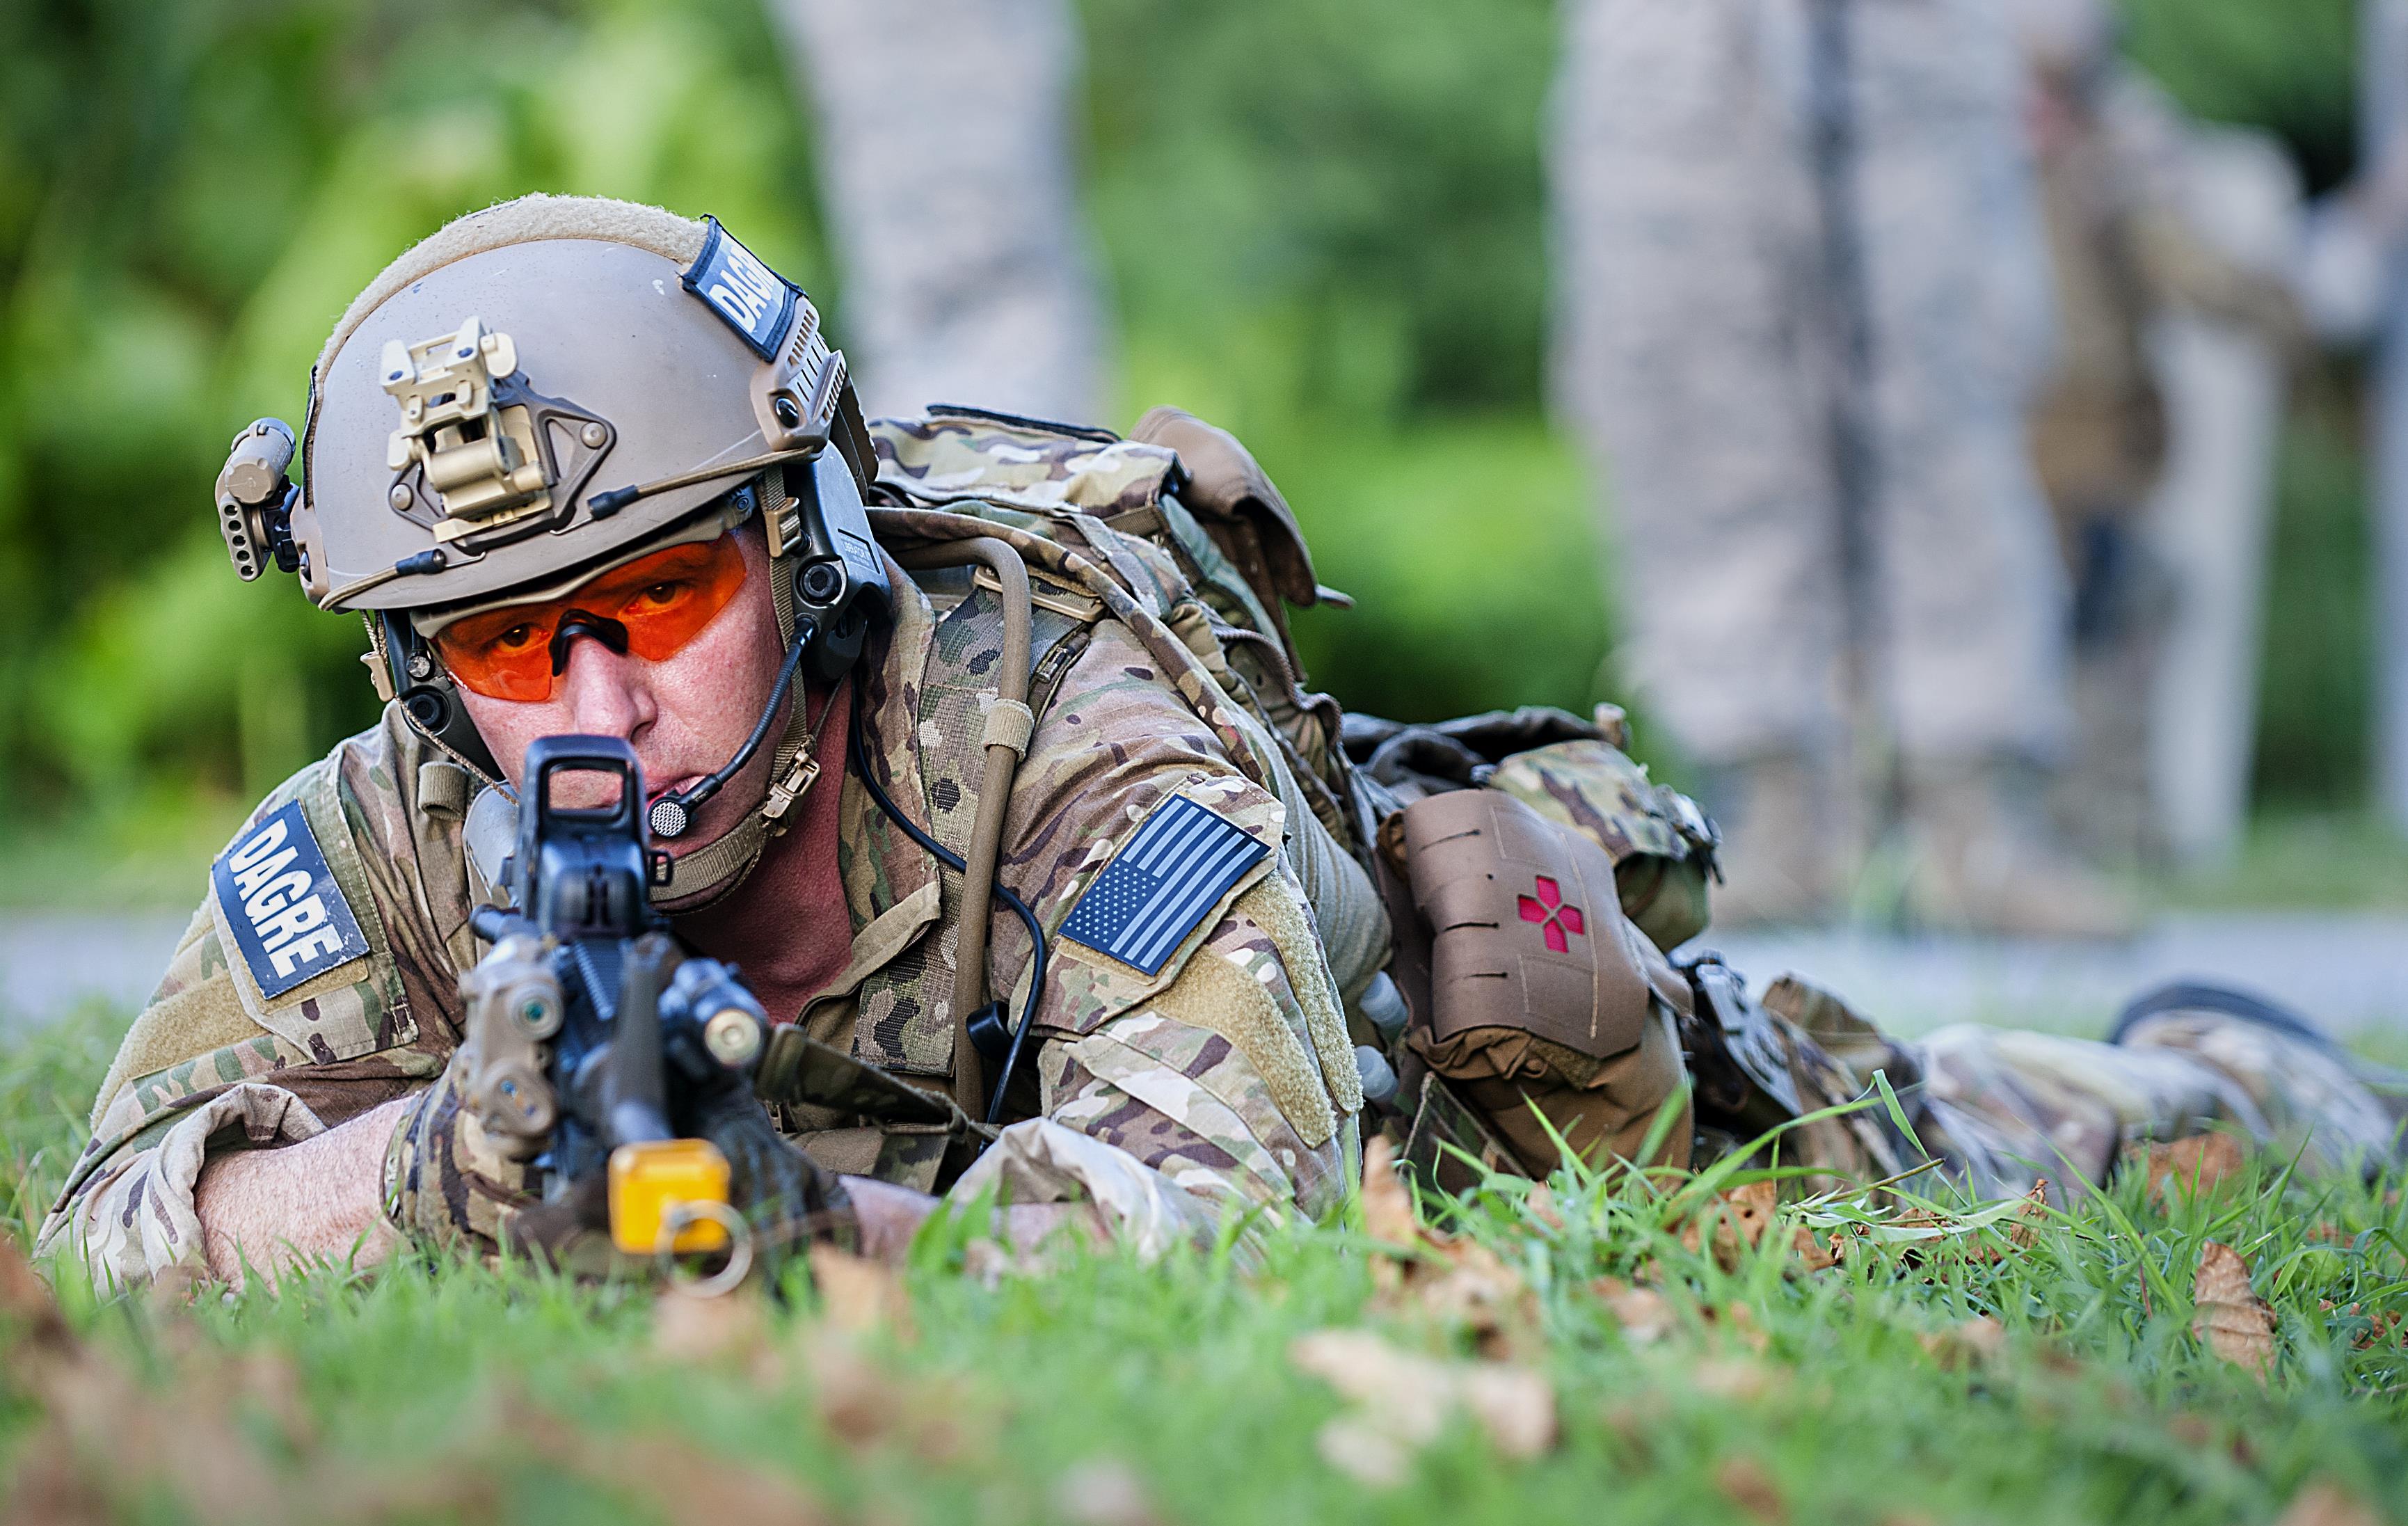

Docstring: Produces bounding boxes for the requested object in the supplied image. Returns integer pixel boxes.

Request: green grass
[4,1004,2405,1525]
[2161,811,2408,914]
[0,792,246,910]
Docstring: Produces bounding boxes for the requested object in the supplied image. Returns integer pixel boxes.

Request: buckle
[1690,956,1805,1118]
[761,752,822,827]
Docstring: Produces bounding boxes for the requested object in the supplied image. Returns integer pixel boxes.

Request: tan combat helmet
[234,195,866,611]
[214,194,891,902]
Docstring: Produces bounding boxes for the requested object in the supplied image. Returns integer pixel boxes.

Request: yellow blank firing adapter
[607,1137,733,1255]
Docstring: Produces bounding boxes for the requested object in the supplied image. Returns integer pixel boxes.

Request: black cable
[847,700,1047,1127]
[649,627,811,838]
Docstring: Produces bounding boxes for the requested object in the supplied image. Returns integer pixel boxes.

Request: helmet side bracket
[374,609,502,781]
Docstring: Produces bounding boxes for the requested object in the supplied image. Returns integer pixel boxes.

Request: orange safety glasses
[433,534,751,702]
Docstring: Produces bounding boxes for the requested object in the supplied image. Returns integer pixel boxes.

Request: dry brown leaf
[1723,1179,1778,1238]
[1357,1135,1539,1351]
[1291,1328,1558,1477]
[2192,1240,2276,1377]
[224,1350,318,1453]
[651,1285,768,1365]
[518,1410,831,1526]
[796,1328,913,1452]
[1,1255,520,1526]
[1674,1182,1837,1275]
[1714,1455,1787,1524]
[1316,1416,1413,1488]
[1679,1181,1780,1271]
[1399,1237,1538,1358]
[1691,1357,1783,1402]
[808,1243,911,1337]
[0,1238,70,1357]
[1053,1459,1166,1526]
[1524,1182,1568,1232]
[2272,1481,2383,1526]
[1789,1226,1839,1272]
[2008,1179,2050,1248]
[1917,1316,2007,1369]
[1599,1400,1655,1461]
[1,1249,821,1526]
[1361,1134,1424,1246]
[1291,1329,1453,1442]
[1712,1301,1770,1353]
[1593,1280,1678,1346]
[1458,1363,1558,1459]
[2146,1134,2247,1200]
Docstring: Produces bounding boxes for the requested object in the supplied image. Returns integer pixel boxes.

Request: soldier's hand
[381,1049,545,1255]
[385,1038,858,1280]
[683,1075,856,1266]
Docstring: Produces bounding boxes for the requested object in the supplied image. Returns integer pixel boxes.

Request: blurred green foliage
[2119,0,2359,193]
[0,0,825,832]
[1079,0,1599,726]
[0,0,2386,880]
[1083,0,1556,418]
[2253,367,2375,809]
[0,0,1590,862]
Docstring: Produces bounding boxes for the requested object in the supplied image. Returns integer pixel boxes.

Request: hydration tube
[847,703,1049,1127]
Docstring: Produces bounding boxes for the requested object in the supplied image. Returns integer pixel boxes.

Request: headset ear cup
[382,610,502,779]
[398,674,504,780]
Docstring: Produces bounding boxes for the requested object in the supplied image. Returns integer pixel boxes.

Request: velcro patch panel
[211,801,372,1000]
[682,215,799,361]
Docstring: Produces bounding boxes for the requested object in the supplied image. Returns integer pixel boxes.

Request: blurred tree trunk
[765,0,1110,425]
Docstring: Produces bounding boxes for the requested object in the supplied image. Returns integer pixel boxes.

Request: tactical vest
[859,408,1767,1195]
[737,408,1405,1193]
[861,408,1396,1008]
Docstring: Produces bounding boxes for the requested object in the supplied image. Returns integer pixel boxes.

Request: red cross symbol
[1516,875,1586,953]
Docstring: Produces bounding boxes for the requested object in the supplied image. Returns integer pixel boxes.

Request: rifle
[456,733,770,1286]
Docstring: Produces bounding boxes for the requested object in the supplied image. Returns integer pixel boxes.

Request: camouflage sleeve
[36,719,463,1289]
[1035,869,1364,1224]
[33,896,440,1289]
[33,907,337,1287]
[35,1082,331,1294]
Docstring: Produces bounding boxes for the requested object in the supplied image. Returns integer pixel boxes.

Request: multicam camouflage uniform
[40,417,1380,1289]
[1751,975,2405,1202]
[1549,0,2070,770]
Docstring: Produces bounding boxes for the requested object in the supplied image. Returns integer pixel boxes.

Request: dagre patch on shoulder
[681,215,798,361]
[1059,795,1268,976]
[211,801,372,1000]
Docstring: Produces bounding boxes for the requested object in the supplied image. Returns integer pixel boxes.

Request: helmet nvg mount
[214,195,891,807]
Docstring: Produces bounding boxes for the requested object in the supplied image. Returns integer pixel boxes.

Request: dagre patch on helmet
[682,215,799,361]
[211,802,372,1000]
[1059,795,1268,976]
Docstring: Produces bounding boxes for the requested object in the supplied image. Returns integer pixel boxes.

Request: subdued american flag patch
[1058,795,1269,974]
